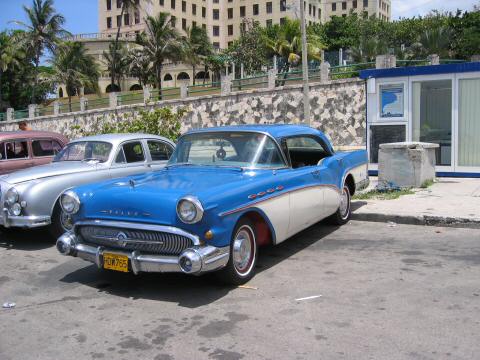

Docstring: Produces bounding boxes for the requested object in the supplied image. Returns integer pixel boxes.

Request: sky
[0,0,478,34]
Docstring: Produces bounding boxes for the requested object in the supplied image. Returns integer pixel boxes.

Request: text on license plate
[103,253,129,272]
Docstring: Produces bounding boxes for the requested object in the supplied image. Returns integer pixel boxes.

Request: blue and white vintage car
[57,125,368,284]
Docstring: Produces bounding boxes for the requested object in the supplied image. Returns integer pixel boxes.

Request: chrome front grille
[78,226,194,255]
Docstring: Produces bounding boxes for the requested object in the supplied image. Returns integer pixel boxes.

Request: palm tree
[109,0,141,90]
[128,48,153,87]
[15,0,69,102]
[48,41,99,112]
[412,26,453,58]
[182,26,212,85]
[136,12,183,96]
[350,36,388,62]
[103,41,129,92]
[0,32,23,111]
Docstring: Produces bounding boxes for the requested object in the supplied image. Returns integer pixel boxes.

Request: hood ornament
[129,179,136,188]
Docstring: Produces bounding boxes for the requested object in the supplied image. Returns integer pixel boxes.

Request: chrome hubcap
[233,226,254,274]
[60,211,73,231]
[339,187,350,218]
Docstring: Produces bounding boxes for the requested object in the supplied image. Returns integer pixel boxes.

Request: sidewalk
[352,177,480,228]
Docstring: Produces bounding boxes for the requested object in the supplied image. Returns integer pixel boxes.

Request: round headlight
[177,197,204,224]
[10,203,22,216]
[60,191,80,214]
[5,188,19,206]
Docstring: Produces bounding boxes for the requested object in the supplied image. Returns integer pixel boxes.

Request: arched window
[105,84,121,93]
[130,84,143,91]
[195,71,210,80]
[58,88,64,98]
[164,73,173,81]
[177,72,190,80]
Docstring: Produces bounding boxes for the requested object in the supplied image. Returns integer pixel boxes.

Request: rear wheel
[49,203,74,239]
[328,185,351,225]
[217,218,258,285]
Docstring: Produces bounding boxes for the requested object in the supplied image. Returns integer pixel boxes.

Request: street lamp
[298,0,311,125]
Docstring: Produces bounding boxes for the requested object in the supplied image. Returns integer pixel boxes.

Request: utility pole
[299,0,311,125]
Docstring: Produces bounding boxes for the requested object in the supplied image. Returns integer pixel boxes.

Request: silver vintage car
[0,133,175,238]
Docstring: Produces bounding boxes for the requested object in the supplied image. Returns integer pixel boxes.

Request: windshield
[168,132,286,169]
[53,141,112,163]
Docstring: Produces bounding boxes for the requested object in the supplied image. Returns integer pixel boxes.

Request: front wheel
[49,203,74,239]
[217,218,258,285]
[328,185,351,226]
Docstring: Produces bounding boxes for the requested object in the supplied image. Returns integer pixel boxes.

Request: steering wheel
[216,144,226,160]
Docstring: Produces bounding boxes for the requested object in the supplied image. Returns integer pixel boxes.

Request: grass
[420,179,435,188]
[353,188,416,201]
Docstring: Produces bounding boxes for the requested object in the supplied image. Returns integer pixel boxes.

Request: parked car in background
[0,133,175,238]
[0,131,68,175]
[56,125,369,284]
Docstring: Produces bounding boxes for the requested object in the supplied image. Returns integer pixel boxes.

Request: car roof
[70,133,175,147]
[186,124,327,141]
[0,131,68,142]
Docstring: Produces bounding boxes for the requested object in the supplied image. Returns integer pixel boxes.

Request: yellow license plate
[103,253,129,272]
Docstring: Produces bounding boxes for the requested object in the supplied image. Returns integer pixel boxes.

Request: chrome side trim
[73,220,201,245]
[219,183,341,217]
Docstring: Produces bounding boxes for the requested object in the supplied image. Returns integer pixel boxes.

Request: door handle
[311,170,320,176]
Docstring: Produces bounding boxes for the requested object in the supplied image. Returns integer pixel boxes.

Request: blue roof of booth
[360,62,480,79]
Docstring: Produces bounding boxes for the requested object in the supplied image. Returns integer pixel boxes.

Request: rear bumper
[56,232,230,275]
[1,208,51,228]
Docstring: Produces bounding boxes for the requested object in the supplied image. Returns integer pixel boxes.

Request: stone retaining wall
[0,78,366,147]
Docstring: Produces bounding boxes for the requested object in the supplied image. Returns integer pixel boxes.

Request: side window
[117,141,145,163]
[2,141,29,160]
[147,140,174,161]
[0,142,5,160]
[286,136,329,168]
[32,139,63,157]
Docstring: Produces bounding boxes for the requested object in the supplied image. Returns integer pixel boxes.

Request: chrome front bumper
[1,208,51,228]
[56,232,230,275]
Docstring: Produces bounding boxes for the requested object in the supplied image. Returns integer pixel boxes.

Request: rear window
[32,139,63,157]
[0,141,29,160]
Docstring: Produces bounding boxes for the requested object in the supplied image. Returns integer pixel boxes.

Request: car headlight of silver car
[60,190,81,214]
[176,196,204,224]
[5,187,19,206]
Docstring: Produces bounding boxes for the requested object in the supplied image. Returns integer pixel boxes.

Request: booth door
[412,79,453,169]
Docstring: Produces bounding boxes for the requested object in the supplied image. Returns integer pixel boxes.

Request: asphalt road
[1,221,479,360]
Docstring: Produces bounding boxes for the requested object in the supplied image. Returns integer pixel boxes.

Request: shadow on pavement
[0,228,54,251]
[58,221,341,308]
[351,200,367,212]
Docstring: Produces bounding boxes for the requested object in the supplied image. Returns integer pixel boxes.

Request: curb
[351,212,480,229]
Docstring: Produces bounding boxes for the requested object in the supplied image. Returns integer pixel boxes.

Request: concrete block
[6,108,14,121]
[221,75,232,96]
[268,69,277,89]
[320,62,331,83]
[28,104,37,119]
[53,101,61,115]
[376,55,396,69]
[109,92,118,108]
[378,142,439,188]
[180,83,188,99]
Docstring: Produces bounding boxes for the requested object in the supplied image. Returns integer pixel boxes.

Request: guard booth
[360,62,480,177]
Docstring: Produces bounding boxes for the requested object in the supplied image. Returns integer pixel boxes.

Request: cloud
[392,0,478,18]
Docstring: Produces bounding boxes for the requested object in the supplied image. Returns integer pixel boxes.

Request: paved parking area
[1,221,479,360]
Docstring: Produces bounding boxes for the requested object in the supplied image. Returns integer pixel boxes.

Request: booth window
[369,125,406,163]
[458,78,480,167]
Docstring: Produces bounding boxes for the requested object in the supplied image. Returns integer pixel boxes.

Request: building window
[313,6,316,17]
[134,11,140,24]
[116,15,122,27]
[266,2,272,14]
[342,1,347,10]
[182,18,187,30]
[202,7,206,18]
[213,26,220,36]
[213,9,219,20]
[319,9,321,18]
[202,24,206,30]
[228,24,233,36]
[213,0,219,3]
[192,20,197,27]
[240,6,246,17]
[159,0,164,6]
[182,0,186,12]
[106,0,111,11]
[171,0,175,10]
[213,42,220,49]
[353,0,357,8]
[107,17,112,28]
[124,13,130,26]
[171,15,176,27]
[280,17,286,24]
[116,0,121,8]
[228,8,233,18]
[253,4,259,15]
[266,19,272,27]
[228,41,233,47]
[332,3,337,11]
[309,3,312,15]
[363,0,368,8]
[192,4,196,15]
[280,0,287,11]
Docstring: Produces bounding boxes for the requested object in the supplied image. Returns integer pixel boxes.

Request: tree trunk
[32,51,40,103]
[192,64,196,86]
[112,6,126,88]
[156,63,162,100]
[203,65,207,85]
[0,70,3,112]
[68,96,72,112]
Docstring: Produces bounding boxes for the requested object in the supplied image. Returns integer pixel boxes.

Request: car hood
[1,161,100,185]
[76,166,265,224]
